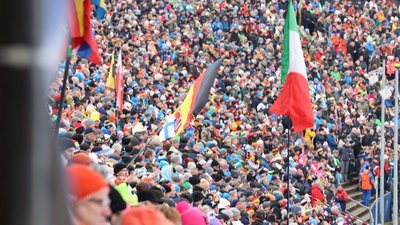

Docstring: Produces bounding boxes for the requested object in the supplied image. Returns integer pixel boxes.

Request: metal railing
[369,192,393,225]
[345,196,370,223]
[348,196,370,210]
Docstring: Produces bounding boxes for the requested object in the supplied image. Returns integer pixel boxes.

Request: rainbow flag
[67,0,101,64]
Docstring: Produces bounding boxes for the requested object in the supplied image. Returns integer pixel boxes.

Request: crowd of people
[51,0,400,224]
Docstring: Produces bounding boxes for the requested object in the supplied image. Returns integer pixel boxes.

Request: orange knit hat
[121,206,174,225]
[70,153,93,166]
[65,164,108,203]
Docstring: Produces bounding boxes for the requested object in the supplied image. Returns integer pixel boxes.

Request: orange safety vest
[360,170,374,190]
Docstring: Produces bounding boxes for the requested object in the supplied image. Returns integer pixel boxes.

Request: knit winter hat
[65,164,109,203]
[192,191,204,202]
[70,153,93,166]
[121,206,174,225]
[199,179,210,191]
[113,163,127,175]
[176,200,191,214]
[181,207,207,225]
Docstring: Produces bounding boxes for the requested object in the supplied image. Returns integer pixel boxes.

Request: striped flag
[67,0,101,64]
[174,58,224,135]
[105,51,115,89]
[115,50,124,113]
[269,0,314,132]
[159,115,176,141]
[91,0,107,20]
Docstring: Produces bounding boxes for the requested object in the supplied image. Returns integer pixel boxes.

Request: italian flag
[269,0,314,132]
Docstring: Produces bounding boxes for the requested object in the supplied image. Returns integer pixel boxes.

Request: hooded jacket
[311,184,325,207]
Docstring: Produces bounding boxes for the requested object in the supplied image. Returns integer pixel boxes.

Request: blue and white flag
[159,115,176,141]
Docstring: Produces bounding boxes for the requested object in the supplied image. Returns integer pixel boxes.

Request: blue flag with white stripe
[159,115,176,141]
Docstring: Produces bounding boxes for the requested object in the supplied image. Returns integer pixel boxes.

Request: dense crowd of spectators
[51,0,400,224]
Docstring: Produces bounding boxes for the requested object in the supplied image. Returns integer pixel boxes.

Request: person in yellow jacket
[304,128,316,147]
[359,166,374,206]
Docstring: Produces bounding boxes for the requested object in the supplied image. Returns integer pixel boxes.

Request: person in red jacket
[335,185,349,211]
[311,181,326,207]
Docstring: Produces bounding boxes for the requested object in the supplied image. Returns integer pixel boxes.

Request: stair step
[349,191,362,200]
[350,206,369,218]
[346,183,360,194]
[346,201,358,212]
[342,179,359,188]
[357,207,370,218]
[359,212,371,223]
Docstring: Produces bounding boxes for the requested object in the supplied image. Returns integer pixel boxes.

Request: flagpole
[380,60,385,225]
[54,41,72,138]
[115,102,119,130]
[125,126,163,168]
[287,118,290,225]
[393,68,399,225]
[113,48,119,131]
[111,49,118,131]
[113,48,120,131]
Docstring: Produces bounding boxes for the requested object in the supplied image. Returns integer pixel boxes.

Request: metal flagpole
[375,176,378,225]
[286,118,291,225]
[380,60,386,225]
[54,42,72,137]
[393,68,399,225]
[125,126,163,168]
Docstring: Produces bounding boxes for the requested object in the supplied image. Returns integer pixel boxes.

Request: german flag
[174,58,224,135]
[67,0,101,64]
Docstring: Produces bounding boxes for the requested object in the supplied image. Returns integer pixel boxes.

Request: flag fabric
[368,74,378,85]
[106,51,115,89]
[269,0,314,132]
[174,58,224,135]
[91,0,107,19]
[159,115,176,141]
[379,87,392,100]
[67,0,101,64]
[115,50,124,113]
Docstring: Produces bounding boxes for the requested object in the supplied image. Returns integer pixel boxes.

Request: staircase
[342,173,375,224]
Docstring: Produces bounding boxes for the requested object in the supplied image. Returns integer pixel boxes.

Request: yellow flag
[106,51,115,89]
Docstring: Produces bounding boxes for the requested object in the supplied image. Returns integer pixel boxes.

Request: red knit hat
[121,206,174,225]
[66,164,108,203]
[73,120,84,130]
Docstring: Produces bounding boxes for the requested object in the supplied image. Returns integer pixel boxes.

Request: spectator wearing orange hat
[65,164,111,225]
[70,152,93,166]
[121,205,174,225]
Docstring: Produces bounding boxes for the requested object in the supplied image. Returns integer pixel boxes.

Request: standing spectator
[327,131,338,152]
[359,165,374,206]
[339,137,355,182]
